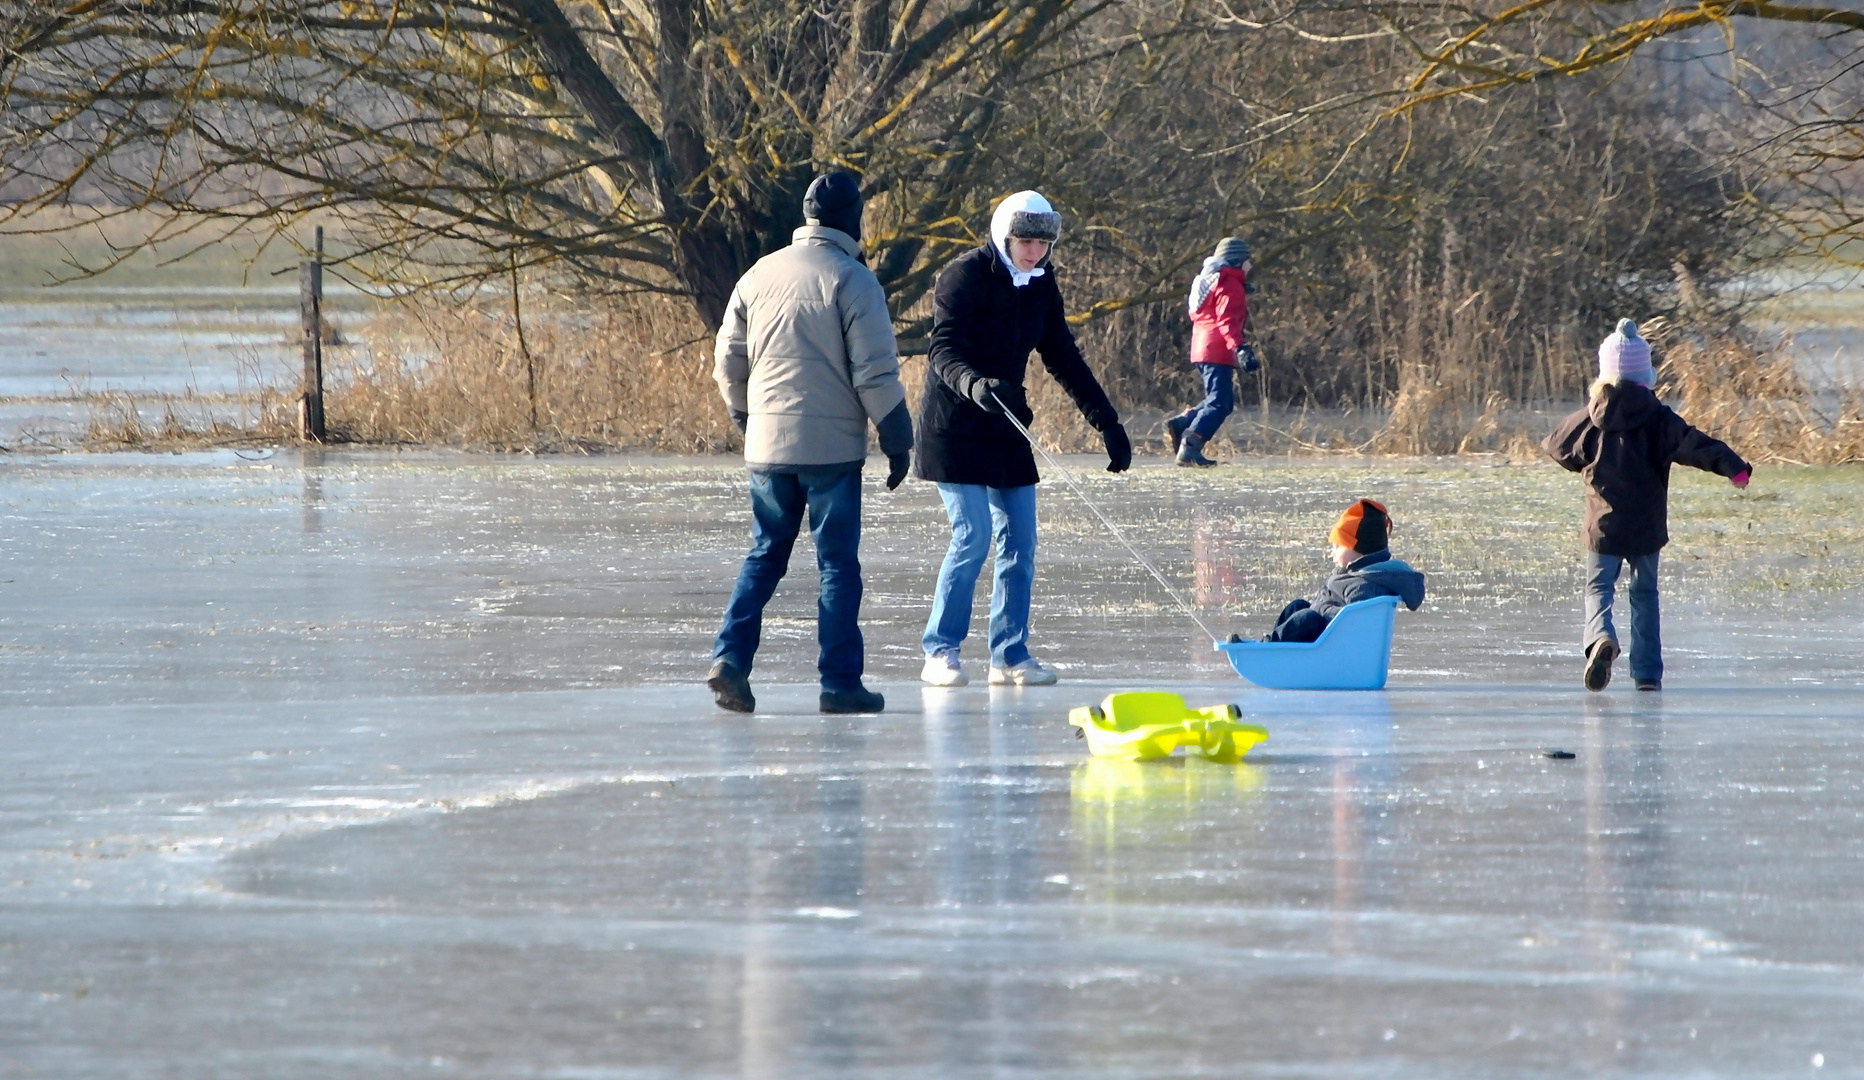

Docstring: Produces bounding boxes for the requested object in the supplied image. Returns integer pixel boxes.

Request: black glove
[1102,422,1132,473]
[1237,343,1260,374]
[874,401,914,491]
[729,410,748,434]
[969,378,1032,425]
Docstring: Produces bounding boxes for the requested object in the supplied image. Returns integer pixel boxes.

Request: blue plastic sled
[1215,595,1401,690]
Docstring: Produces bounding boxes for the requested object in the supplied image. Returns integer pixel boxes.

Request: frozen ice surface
[2,451,1861,1078]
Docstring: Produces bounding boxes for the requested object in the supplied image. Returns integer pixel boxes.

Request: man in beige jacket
[707,171,914,715]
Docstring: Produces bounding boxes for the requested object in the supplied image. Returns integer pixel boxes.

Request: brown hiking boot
[707,659,755,713]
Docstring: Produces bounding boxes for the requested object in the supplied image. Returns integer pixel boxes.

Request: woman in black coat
[913,190,1132,688]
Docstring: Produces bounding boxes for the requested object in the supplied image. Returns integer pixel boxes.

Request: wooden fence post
[299,226,326,441]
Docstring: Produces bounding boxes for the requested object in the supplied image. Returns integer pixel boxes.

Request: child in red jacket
[1166,237,1256,467]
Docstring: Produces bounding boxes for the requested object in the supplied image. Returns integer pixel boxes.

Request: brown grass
[42,292,1864,466]
[1645,319,1864,466]
[324,293,736,452]
[80,389,297,450]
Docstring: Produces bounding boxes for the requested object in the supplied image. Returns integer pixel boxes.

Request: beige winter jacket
[714,227,907,468]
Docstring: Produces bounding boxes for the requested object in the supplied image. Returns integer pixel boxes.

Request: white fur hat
[989,191,1061,288]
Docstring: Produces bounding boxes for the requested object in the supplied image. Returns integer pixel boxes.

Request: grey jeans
[1585,550,1662,683]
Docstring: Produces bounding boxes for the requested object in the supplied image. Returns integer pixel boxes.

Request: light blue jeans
[1585,551,1662,684]
[923,484,1037,668]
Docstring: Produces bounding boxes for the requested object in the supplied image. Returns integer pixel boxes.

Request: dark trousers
[1176,363,1236,441]
[712,468,864,692]
[1265,598,1329,643]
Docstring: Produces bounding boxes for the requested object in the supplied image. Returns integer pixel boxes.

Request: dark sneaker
[1635,679,1662,692]
[1165,414,1190,455]
[707,659,755,713]
[821,686,885,714]
[1583,638,1618,693]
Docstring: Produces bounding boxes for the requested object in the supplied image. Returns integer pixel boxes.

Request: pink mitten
[1731,470,1750,490]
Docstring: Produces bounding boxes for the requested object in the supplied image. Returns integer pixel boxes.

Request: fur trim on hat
[1005,209,1062,242]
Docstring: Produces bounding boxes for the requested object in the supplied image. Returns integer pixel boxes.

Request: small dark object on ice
[1226,633,1255,644]
[821,686,885,714]
[707,660,755,713]
[1543,748,1576,760]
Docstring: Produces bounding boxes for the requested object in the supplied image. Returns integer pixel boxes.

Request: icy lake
[1,452,1860,1078]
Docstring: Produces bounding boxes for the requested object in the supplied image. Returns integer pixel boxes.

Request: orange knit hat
[1329,498,1390,554]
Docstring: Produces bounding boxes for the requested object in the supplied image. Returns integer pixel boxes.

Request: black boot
[820,685,885,714]
[707,659,755,713]
[1176,431,1218,467]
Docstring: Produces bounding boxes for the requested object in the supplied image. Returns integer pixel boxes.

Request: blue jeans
[1177,363,1236,440]
[1585,551,1661,683]
[923,484,1037,668]
[713,468,864,692]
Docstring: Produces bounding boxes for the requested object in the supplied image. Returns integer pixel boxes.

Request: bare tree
[1209,0,1864,260]
[0,0,1155,328]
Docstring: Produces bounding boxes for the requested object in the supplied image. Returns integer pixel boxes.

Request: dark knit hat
[1329,498,1390,554]
[1213,237,1252,268]
[803,171,863,241]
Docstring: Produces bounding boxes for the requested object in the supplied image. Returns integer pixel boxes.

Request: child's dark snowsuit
[1266,549,1427,643]
[1542,380,1750,684]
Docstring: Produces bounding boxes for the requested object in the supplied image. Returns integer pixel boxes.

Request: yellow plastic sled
[1067,691,1269,763]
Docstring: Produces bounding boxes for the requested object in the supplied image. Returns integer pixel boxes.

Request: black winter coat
[913,245,1119,487]
[1542,382,1750,556]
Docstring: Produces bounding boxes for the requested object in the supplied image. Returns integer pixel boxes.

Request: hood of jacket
[990,191,1056,288]
[1588,380,1662,432]
[1187,257,1244,317]
[1347,550,1427,610]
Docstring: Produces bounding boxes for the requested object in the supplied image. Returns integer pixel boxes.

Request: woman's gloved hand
[1731,469,1751,490]
[1102,422,1133,473]
[1237,343,1260,374]
[970,378,1032,425]
[729,410,748,434]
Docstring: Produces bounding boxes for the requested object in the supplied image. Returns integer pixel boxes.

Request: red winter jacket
[1189,265,1248,366]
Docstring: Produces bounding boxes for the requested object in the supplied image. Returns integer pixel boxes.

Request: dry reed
[55,291,1861,467]
[327,293,735,452]
[1646,320,1864,466]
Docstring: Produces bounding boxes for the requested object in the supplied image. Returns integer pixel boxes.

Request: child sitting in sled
[1239,499,1426,643]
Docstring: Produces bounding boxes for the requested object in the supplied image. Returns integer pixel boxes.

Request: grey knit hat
[1213,237,1252,268]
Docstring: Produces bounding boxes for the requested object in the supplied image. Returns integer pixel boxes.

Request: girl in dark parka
[914,190,1132,687]
[1543,319,1751,693]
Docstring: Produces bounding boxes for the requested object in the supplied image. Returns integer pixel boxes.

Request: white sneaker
[989,657,1059,686]
[920,649,969,687]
